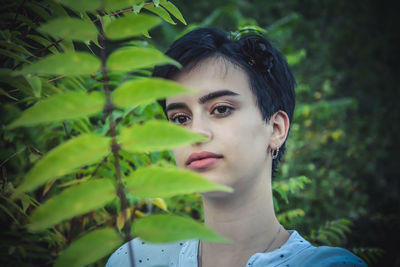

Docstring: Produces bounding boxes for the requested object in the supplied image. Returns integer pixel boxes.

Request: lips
[186,151,223,169]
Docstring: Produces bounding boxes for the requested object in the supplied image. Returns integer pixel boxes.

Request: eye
[169,114,191,125]
[212,105,233,116]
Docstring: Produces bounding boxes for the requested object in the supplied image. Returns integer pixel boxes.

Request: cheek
[172,148,186,168]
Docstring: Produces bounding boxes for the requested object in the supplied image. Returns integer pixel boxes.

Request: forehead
[166,57,255,105]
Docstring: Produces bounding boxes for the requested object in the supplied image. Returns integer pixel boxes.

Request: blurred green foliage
[0,0,398,266]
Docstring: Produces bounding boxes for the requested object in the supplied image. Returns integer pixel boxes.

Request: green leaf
[104,14,161,40]
[107,47,180,72]
[18,52,101,76]
[125,166,233,198]
[14,134,110,195]
[0,48,30,63]
[133,214,231,243]
[39,17,98,42]
[56,0,101,12]
[160,0,186,25]
[54,228,122,267]
[118,120,209,152]
[112,78,189,109]
[104,0,143,11]
[143,4,176,25]
[29,180,116,231]
[25,75,42,98]
[8,91,105,129]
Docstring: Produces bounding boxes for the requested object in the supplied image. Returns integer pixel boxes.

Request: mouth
[186,151,223,170]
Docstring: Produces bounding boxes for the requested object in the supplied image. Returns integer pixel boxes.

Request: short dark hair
[153,27,296,174]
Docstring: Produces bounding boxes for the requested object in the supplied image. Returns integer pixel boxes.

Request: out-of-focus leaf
[14,134,110,195]
[25,75,42,98]
[112,78,189,109]
[133,214,231,243]
[104,0,142,11]
[56,0,101,12]
[29,180,116,231]
[104,14,161,40]
[18,52,101,76]
[118,120,209,152]
[107,47,180,72]
[143,4,176,25]
[8,91,105,129]
[160,0,186,25]
[39,18,98,42]
[0,48,30,63]
[54,228,122,267]
[125,166,233,198]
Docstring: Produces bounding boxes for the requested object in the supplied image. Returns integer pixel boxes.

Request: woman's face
[166,57,273,195]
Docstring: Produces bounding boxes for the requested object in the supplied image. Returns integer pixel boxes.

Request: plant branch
[98,16,135,267]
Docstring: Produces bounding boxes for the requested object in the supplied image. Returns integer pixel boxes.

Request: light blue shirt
[106,230,367,266]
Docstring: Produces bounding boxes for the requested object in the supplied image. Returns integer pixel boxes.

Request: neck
[199,166,288,267]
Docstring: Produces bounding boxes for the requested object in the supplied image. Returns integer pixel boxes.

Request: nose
[190,115,212,144]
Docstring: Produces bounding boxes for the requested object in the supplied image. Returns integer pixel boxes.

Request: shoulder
[106,237,189,267]
[295,245,367,267]
[247,231,367,267]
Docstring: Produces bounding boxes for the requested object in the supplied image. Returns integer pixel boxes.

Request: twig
[0,146,26,168]
[98,15,135,267]
[12,38,63,70]
[90,154,110,177]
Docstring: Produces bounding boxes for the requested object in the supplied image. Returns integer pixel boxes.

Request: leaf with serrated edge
[118,120,209,152]
[133,214,231,243]
[14,134,110,195]
[29,180,116,231]
[39,17,98,42]
[18,52,101,76]
[125,166,233,198]
[112,78,189,109]
[104,14,161,40]
[160,0,186,25]
[107,47,180,72]
[54,228,122,267]
[8,91,105,129]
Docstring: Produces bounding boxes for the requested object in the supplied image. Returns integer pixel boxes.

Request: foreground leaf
[107,47,180,72]
[29,180,116,231]
[133,214,231,243]
[125,166,233,198]
[8,91,105,129]
[119,120,208,152]
[39,17,98,42]
[18,52,101,76]
[143,4,176,24]
[14,134,110,194]
[112,78,189,109]
[160,0,186,25]
[104,14,161,40]
[55,228,122,267]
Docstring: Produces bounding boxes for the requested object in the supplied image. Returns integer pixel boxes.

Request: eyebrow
[166,89,240,112]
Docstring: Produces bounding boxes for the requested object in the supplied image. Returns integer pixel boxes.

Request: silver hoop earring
[272,147,279,160]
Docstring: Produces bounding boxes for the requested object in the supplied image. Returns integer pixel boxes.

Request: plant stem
[98,17,135,267]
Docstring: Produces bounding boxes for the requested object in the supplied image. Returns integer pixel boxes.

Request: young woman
[107,28,366,267]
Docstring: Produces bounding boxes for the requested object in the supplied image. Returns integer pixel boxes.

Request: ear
[268,111,290,150]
